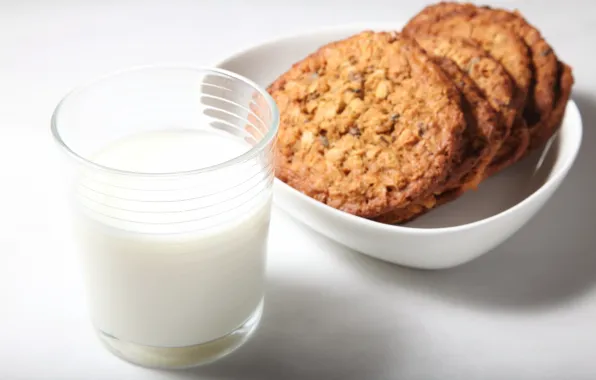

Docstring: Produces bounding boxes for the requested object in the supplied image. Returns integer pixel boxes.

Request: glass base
[96,300,263,369]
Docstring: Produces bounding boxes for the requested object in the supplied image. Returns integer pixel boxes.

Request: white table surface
[1,0,595,379]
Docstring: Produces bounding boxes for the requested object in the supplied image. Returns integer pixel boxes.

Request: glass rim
[50,65,280,177]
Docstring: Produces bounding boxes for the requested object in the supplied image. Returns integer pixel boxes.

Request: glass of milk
[51,67,279,368]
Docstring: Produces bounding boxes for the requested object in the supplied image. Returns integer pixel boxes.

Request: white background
[1,0,595,379]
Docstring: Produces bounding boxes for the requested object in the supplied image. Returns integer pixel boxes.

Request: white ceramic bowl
[215,24,583,269]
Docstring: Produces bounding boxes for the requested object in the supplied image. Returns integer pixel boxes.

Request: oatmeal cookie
[478,6,558,149]
[413,35,514,172]
[374,57,498,224]
[541,62,574,146]
[486,117,530,176]
[268,31,466,218]
[404,6,532,171]
[409,2,559,150]
[374,188,464,225]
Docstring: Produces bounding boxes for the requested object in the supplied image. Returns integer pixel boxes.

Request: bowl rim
[214,23,583,235]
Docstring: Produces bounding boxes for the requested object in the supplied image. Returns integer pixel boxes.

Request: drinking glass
[51,66,279,368]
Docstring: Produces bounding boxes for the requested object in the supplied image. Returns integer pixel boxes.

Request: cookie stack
[268,2,573,224]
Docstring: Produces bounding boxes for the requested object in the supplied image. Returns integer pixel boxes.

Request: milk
[73,129,272,348]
